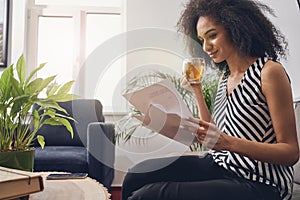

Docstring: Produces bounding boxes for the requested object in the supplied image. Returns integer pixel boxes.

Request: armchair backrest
[32,99,105,147]
[293,100,300,184]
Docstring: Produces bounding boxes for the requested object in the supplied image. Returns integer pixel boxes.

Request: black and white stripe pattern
[210,57,293,200]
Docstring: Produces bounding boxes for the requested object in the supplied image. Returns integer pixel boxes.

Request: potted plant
[0,55,76,171]
[115,70,220,151]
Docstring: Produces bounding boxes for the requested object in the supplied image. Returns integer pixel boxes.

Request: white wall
[260,0,300,101]
[125,0,189,72]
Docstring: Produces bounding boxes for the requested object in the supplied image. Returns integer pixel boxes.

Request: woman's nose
[203,40,213,53]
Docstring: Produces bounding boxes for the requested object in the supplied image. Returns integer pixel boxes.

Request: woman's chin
[212,58,225,64]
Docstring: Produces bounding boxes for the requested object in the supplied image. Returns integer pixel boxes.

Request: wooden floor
[110,186,122,200]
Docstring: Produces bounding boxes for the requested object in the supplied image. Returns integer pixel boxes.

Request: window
[0,0,9,67]
[26,0,125,113]
[34,0,121,7]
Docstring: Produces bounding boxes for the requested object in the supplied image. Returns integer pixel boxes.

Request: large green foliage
[0,55,76,151]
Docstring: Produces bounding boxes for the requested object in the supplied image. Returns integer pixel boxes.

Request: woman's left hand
[185,118,230,150]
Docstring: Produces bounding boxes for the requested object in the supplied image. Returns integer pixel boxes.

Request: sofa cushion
[294,102,300,184]
[34,146,88,173]
[294,161,300,184]
[292,183,300,200]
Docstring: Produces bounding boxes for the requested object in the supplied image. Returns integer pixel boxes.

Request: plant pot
[0,148,35,171]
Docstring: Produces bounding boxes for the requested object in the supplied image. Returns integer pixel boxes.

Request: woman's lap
[122,154,280,200]
[127,178,280,200]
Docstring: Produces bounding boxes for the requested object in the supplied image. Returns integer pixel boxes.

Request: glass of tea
[182,57,205,84]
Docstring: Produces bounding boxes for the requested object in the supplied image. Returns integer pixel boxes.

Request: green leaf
[21,105,32,119]
[46,84,60,96]
[32,109,40,129]
[43,117,74,138]
[57,118,74,138]
[46,94,77,102]
[37,135,45,149]
[24,78,43,95]
[35,100,68,114]
[55,113,75,122]
[10,95,30,118]
[57,80,75,95]
[0,65,13,100]
[43,109,57,119]
[25,62,47,86]
[43,118,63,126]
[16,55,26,87]
[11,77,24,97]
[38,75,56,93]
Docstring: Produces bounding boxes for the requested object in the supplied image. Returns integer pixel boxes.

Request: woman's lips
[209,51,218,59]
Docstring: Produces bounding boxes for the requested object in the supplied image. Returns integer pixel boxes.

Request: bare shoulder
[261,60,292,99]
[261,60,289,84]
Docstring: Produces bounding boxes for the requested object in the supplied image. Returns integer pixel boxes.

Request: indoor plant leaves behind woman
[0,54,77,152]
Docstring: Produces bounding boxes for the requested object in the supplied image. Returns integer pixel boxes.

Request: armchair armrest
[87,122,115,189]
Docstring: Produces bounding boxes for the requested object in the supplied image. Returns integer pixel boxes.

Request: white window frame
[25,0,127,114]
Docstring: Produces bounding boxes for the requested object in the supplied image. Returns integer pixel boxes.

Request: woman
[122,0,299,199]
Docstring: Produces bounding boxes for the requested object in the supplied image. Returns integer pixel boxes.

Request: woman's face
[196,16,236,63]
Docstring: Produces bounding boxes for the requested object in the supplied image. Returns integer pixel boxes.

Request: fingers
[185,117,199,124]
[198,119,211,128]
[181,76,202,94]
[180,76,194,92]
[184,119,221,149]
[180,76,190,88]
[182,118,209,133]
[195,131,206,141]
[186,117,210,128]
[181,118,206,139]
[180,119,199,134]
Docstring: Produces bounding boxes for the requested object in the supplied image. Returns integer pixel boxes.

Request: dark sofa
[292,100,300,199]
[32,99,115,189]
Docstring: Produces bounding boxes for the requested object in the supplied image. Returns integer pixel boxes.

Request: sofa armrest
[87,122,115,190]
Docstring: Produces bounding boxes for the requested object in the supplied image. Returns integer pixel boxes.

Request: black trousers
[122,154,281,200]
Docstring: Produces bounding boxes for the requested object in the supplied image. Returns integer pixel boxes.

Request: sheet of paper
[123,79,198,146]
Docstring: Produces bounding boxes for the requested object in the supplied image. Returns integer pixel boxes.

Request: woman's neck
[226,54,258,76]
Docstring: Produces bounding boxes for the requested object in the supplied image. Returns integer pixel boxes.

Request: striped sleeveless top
[210,57,294,200]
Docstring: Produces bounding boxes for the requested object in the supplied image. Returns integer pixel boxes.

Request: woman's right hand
[180,76,202,93]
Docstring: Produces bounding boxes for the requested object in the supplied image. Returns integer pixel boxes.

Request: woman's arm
[249,61,299,165]
[181,76,212,122]
[194,61,299,166]
[192,84,212,122]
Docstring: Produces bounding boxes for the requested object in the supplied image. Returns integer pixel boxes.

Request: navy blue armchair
[31,99,115,189]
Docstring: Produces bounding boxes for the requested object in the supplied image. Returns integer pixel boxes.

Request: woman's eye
[209,33,217,39]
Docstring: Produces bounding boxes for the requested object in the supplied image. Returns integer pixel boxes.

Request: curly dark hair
[177,0,288,70]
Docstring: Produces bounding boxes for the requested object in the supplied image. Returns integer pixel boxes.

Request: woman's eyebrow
[198,28,216,40]
[204,29,216,36]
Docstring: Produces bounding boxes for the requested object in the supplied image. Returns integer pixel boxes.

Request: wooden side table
[29,172,111,200]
